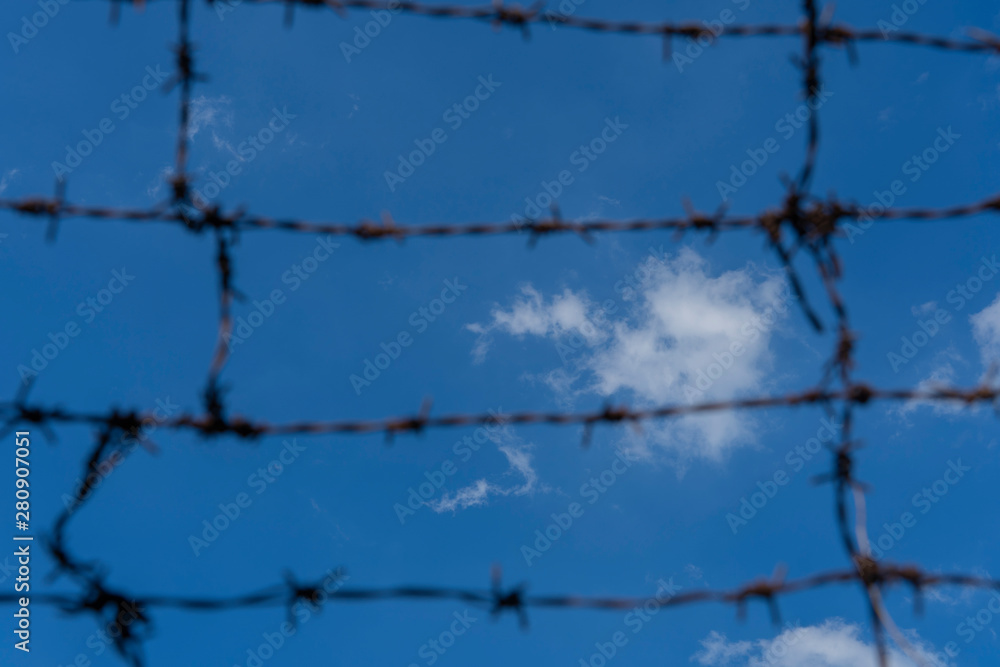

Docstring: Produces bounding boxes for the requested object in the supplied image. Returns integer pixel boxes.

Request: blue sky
[3,0,1000,665]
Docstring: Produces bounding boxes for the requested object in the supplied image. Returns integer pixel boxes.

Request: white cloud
[919,567,992,608]
[467,285,606,363]
[971,292,1000,370]
[889,350,968,419]
[145,165,174,200]
[428,430,538,514]
[467,247,792,460]
[0,168,20,195]
[692,619,950,667]
[187,95,233,141]
[889,295,1000,421]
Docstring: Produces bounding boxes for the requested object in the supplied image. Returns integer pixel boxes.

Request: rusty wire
[3,1,1000,665]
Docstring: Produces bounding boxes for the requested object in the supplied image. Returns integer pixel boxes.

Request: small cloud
[146,166,175,200]
[910,301,937,317]
[0,168,21,195]
[211,131,239,161]
[921,584,981,608]
[971,292,1000,371]
[428,430,539,514]
[187,95,234,141]
[920,567,990,608]
[889,349,971,419]
[467,285,604,364]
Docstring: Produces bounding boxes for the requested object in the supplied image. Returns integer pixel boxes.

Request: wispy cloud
[428,430,539,514]
[467,285,605,364]
[891,295,1000,419]
[889,349,970,419]
[0,168,21,195]
[145,165,175,200]
[187,95,233,141]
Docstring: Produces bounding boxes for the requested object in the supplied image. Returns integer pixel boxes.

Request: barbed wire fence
[3,1,1000,665]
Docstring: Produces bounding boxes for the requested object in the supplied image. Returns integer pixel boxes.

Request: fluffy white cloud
[692,619,950,667]
[467,247,792,459]
[467,286,606,363]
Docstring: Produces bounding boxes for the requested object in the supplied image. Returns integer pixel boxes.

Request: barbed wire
[4,0,1000,665]
[91,0,1000,54]
[5,190,1000,235]
[4,381,999,445]
[2,561,998,666]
